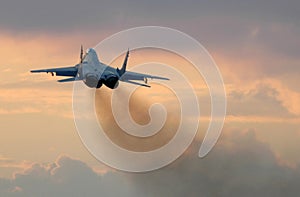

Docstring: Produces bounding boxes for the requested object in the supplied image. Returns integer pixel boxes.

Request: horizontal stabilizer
[57,77,77,83]
[123,80,151,88]
[31,69,46,73]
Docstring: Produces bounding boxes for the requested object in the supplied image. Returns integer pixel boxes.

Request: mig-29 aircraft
[31,46,169,88]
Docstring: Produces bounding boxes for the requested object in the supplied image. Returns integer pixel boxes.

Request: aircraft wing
[119,71,169,88]
[120,71,169,81]
[31,66,78,77]
[122,80,151,88]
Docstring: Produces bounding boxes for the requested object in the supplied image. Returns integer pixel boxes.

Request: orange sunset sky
[0,0,300,196]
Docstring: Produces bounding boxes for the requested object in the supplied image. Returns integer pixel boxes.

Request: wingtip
[157,77,170,81]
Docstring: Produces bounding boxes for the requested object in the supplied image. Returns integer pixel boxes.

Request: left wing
[31,66,78,77]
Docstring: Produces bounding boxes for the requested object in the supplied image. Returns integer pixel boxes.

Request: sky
[0,0,300,196]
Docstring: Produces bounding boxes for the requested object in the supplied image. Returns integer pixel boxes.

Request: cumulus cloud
[0,156,132,197]
[0,156,32,170]
[1,130,300,196]
[0,1,299,196]
[127,130,300,197]
[228,79,300,118]
[263,79,300,116]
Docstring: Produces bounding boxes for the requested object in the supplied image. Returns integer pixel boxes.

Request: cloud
[0,1,299,195]
[0,156,14,164]
[0,88,73,117]
[127,130,300,196]
[263,79,300,116]
[1,130,300,196]
[228,78,300,118]
[1,0,299,33]
[228,80,292,117]
[0,156,132,197]
[0,0,110,32]
[0,156,32,170]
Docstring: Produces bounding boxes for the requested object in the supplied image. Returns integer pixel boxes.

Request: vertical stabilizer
[118,49,129,76]
[80,45,84,63]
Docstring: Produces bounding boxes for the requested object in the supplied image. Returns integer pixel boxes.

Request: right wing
[119,71,169,88]
[116,49,169,88]
[31,66,78,77]
[120,71,169,81]
[122,80,151,88]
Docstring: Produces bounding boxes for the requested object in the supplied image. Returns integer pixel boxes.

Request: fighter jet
[31,46,169,88]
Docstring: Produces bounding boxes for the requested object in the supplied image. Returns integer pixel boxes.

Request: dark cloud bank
[1,130,300,197]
